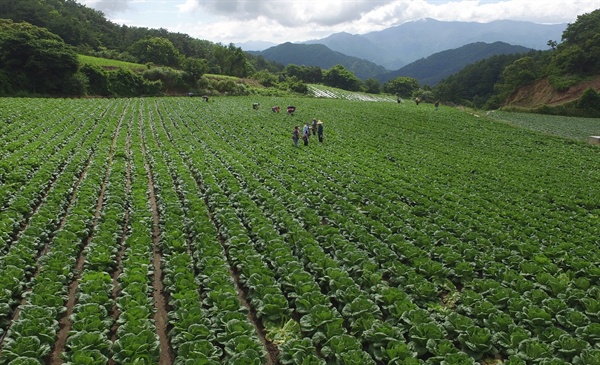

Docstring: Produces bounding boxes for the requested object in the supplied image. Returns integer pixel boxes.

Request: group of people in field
[292,118,323,147]
[269,104,295,115]
[252,102,324,147]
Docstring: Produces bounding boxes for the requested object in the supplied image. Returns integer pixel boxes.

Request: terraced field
[0,96,598,365]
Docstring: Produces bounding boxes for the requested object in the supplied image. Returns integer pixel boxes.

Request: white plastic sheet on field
[308,85,395,102]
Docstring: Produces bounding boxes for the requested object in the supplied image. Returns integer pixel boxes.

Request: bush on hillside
[548,74,582,92]
[143,67,187,94]
[79,64,111,96]
[577,88,600,111]
[108,68,162,96]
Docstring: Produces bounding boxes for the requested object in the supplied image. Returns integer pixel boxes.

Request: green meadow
[78,54,147,71]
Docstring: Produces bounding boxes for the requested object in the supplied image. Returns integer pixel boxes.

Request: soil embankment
[503,76,600,108]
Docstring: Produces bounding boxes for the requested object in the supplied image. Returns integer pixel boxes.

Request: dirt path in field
[0,138,100,353]
[139,112,174,365]
[230,265,280,365]
[49,105,127,365]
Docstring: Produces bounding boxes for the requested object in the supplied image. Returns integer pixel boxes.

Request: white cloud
[79,0,134,15]
[81,0,600,43]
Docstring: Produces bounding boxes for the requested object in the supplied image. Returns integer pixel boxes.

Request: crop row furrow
[0,101,121,342]
[0,99,108,209]
[176,98,593,362]
[0,108,105,255]
[0,99,79,160]
[162,100,409,364]
[56,101,130,364]
[158,101,330,363]
[195,117,468,363]
[148,98,272,364]
[101,99,162,365]
[0,101,121,364]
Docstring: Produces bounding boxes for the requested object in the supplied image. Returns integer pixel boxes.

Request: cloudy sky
[79,0,599,47]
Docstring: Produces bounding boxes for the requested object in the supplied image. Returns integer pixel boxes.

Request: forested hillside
[1,0,599,116]
[429,9,600,115]
[0,0,283,96]
[379,42,533,86]
[257,42,388,80]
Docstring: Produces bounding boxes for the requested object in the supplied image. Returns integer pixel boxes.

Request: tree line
[1,0,599,115]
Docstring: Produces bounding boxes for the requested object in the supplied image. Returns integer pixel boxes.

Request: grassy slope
[78,54,147,71]
[487,110,600,141]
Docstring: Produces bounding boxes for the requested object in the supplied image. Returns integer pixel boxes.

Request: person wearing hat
[317,120,324,143]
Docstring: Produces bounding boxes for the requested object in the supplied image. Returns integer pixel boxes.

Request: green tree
[284,64,302,79]
[364,78,380,94]
[79,63,110,96]
[212,43,251,77]
[577,88,600,111]
[383,77,419,98]
[284,64,323,84]
[302,66,323,84]
[553,9,600,75]
[0,19,79,94]
[181,57,208,84]
[323,64,362,91]
[143,67,187,94]
[547,40,558,50]
[108,68,161,96]
[252,70,278,87]
[500,57,538,90]
[434,53,526,108]
[128,36,182,67]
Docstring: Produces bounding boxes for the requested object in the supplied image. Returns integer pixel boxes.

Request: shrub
[577,88,600,110]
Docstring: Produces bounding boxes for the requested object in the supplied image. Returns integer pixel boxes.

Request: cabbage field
[0,96,599,365]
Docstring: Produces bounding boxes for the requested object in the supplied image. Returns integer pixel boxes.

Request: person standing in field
[292,126,300,147]
[311,118,317,135]
[435,100,440,110]
[302,123,310,146]
[317,120,323,143]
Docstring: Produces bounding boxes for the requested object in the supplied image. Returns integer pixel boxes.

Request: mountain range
[243,18,566,84]
[379,41,533,86]
[253,43,388,80]
[304,18,566,70]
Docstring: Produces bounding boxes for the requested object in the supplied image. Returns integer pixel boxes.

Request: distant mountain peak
[326,18,566,69]
[258,43,387,80]
[236,40,278,51]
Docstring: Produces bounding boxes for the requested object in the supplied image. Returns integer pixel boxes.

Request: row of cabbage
[139,99,269,364]
[156,96,599,364]
[0,97,287,364]
[0,98,123,363]
[1,96,599,364]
